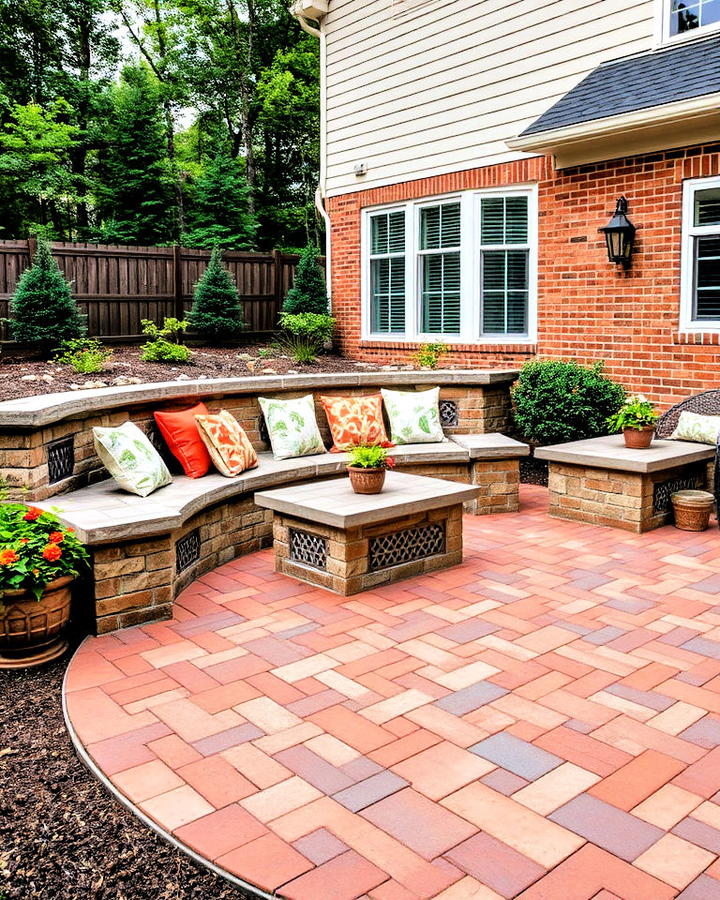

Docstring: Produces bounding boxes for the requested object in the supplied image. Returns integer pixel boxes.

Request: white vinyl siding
[681,176,720,330]
[324,0,656,195]
[362,187,537,343]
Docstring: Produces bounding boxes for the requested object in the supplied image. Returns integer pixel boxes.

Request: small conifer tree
[188,247,244,342]
[9,237,86,352]
[282,243,329,315]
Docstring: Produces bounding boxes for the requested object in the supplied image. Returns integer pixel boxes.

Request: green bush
[188,247,245,342]
[282,244,329,315]
[415,342,448,369]
[278,312,335,364]
[511,359,626,446]
[8,237,86,353]
[140,317,192,363]
[53,337,112,374]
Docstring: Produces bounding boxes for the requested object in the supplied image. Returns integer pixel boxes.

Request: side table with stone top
[254,471,479,595]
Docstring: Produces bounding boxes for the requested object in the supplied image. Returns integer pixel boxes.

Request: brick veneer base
[547,461,709,533]
[88,458,520,633]
[272,504,463,595]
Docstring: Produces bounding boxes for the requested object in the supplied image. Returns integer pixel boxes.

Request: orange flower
[0,548,18,565]
[23,507,42,521]
[19,538,28,544]
[42,543,62,562]
[49,531,64,543]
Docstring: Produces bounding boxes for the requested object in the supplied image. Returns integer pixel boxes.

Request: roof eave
[507,92,720,168]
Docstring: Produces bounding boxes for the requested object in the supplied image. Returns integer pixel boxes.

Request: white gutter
[290,1,332,310]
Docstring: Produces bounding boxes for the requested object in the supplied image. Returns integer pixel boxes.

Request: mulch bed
[0,345,385,402]
[0,643,249,900]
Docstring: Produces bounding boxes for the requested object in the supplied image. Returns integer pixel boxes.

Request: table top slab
[254,471,478,529]
[535,434,716,473]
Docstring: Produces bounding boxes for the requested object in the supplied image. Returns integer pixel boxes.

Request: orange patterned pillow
[320,394,392,452]
[194,410,258,477]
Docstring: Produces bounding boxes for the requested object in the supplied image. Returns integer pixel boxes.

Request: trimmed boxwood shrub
[511,359,626,446]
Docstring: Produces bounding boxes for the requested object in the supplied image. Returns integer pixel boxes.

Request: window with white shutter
[419,202,461,334]
[369,210,406,333]
[681,177,720,329]
[480,196,530,336]
[361,187,536,343]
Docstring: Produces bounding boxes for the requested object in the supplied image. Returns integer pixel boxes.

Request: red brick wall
[326,144,720,406]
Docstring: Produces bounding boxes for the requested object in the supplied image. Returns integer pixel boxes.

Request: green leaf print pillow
[258,394,326,460]
[380,387,444,444]
[93,421,172,496]
[669,410,720,445]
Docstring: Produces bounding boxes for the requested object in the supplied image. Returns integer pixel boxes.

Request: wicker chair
[656,390,720,511]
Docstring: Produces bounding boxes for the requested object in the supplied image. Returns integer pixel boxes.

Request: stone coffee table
[254,471,479,595]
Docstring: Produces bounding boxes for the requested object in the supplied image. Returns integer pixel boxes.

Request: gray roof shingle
[520,33,720,136]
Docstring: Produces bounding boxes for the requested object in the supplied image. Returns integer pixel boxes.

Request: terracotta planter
[671,490,715,532]
[0,575,73,669]
[623,426,655,449]
[348,466,386,494]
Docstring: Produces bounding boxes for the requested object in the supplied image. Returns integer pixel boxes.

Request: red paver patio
[64,486,720,898]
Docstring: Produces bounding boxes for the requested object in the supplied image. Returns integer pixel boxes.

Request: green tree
[0,99,81,237]
[188,247,245,341]
[282,243,328,314]
[8,237,86,351]
[95,65,177,244]
[184,148,257,249]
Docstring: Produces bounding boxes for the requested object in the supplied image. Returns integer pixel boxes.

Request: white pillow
[381,387,444,444]
[258,394,326,460]
[669,410,720,446]
[93,421,172,496]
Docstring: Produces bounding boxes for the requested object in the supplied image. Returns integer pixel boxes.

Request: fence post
[273,249,283,323]
[172,244,184,322]
[27,236,37,263]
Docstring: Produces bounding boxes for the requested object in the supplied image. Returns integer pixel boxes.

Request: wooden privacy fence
[0,240,311,341]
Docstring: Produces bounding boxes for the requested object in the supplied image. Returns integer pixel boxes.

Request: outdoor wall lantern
[599,196,636,267]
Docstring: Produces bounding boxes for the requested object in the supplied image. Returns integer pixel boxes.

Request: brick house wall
[327,143,720,406]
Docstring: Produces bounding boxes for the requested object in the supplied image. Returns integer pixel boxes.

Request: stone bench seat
[536,434,715,532]
[39,434,527,633]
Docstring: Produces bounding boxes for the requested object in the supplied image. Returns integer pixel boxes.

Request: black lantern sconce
[599,196,636,267]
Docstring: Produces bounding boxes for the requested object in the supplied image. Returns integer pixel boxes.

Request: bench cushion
[535,434,715,473]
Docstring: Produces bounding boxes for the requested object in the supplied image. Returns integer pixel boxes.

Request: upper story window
[362,187,537,344]
[680,176,720,330]
[662,0,720,41]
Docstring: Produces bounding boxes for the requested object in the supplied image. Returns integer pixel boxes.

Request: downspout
[291,5,332,310]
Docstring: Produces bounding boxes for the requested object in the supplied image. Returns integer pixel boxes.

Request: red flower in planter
[42,544,62,562]
[0,549,18,565]
[49,531,65,543]
[386,456,396,469]
[23,507,42,522]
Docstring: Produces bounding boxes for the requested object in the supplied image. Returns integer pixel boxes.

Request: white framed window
[361,186,537,344]
[657,0,720,44]
[680,176,720,331]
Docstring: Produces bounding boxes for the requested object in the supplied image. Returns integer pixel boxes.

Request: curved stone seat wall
[0,370,517,501]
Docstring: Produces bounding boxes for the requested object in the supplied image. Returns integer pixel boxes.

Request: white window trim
[655,0,720,47]
[680,175,720,332]
[360,185,538,345]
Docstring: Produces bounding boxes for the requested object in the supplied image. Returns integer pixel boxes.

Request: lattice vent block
[176,528,201,573]
[439,400,459,428]
[654,469,706,513]
[369,522,445,571]
[290,529,328,570]
[48,437,75,484]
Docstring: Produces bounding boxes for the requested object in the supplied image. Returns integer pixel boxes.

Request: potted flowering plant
[607,394,659,449]
[347,444,396,494]
[0,504,89,669]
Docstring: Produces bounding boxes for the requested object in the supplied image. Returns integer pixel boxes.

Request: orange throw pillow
[194,410,259,477]
[320,394,392,452]
[154,402,211,478]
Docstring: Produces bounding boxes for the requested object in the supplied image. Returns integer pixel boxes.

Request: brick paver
[64,486,720,898]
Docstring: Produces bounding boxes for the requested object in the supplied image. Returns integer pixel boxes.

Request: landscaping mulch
[0,345,385,402]
[0,645,249,900]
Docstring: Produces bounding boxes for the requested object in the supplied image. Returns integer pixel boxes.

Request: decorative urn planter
[0,575,73,669]
[348,466,386,495]
[623,426,655,449]
[671,490,715,532]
